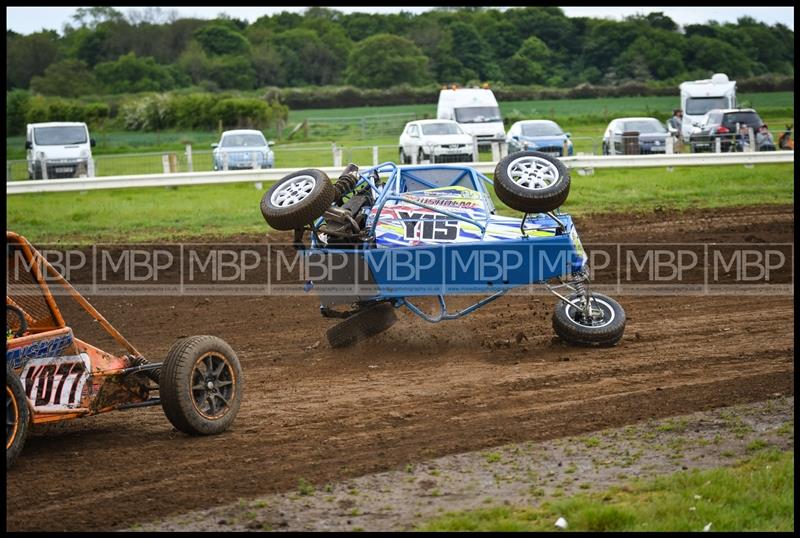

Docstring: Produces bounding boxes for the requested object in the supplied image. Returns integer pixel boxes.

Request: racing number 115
[398,211,459,241]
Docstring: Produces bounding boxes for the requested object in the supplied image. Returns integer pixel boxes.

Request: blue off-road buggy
[260,151,625,348]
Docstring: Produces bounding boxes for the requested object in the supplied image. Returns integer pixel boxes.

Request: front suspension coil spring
[128,354,161,383]
[572,278,587,297]
[571,272,591,306]
[333,163,359,202]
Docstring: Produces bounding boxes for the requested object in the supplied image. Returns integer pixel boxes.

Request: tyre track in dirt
[6,204,794,531]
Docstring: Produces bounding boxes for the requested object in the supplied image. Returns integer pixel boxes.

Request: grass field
[419,449,794,532]
[6,92,793,162]
[7,163,793,243]
[288,91,795,123]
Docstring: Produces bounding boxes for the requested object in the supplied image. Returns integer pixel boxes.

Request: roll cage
[308,162,567,249]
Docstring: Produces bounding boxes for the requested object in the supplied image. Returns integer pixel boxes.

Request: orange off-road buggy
[6,232,244,468]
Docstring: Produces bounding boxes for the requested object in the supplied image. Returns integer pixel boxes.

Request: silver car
[212,129,274,170]
[602,117,668,155]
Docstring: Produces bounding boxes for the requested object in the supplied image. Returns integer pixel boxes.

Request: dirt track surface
[6,204,794,531]
[133,397,795,532]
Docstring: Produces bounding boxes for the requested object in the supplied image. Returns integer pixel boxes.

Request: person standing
[667,108,683,133]
[666,108,684,152]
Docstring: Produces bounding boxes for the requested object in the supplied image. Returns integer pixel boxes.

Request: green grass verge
[419,449,794,532]
[7,163,793,244]
[559,162,794,213]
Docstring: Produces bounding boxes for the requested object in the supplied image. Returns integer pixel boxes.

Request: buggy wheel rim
[270,175,316,208]
[189,352,237,420]
[506,155,560,190]
[7,385,19,450]
[564,297,616,328]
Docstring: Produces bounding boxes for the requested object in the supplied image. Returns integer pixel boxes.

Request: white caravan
[679,73,737,142]
[437,87,505,147]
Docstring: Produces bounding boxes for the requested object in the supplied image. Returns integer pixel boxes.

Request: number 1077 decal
[22,354,90,410]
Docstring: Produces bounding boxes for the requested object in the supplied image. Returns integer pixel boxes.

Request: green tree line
[7,6,794,95]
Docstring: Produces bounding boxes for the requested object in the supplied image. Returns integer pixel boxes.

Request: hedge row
[6,90,288,135]
[6,92,111,136]
[120,93,288,131]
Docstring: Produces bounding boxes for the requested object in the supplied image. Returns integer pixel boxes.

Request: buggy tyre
[261,169,336,230]
[493,151,570,213]
[552,292,625,347]
[327,302,398,348]
[6,364,29,469]
[160,336,243,435]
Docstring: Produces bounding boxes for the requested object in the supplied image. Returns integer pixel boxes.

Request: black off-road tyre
[399,148,409,164]
[327,302,398,348]
[552,292,626,347]
[493,151,571,213]
[261,169,336,230]
[7,364,29,469]
[160,336,243,435]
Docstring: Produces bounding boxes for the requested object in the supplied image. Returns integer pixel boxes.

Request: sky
[5,6,795,35]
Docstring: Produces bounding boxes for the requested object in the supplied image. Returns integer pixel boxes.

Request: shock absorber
[572,278,587,297]
[127,354,161,383]
[333,163,360,203]
[571,270,592,318]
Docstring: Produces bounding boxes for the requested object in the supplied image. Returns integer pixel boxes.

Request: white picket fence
[6,150,794,195]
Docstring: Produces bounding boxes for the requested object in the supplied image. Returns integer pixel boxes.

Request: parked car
[212,130,274,170]
[602,118,668,155]
[688,108,765,153]
[26,122,95,179]
[398,120,474,164]
[506,120,573,156]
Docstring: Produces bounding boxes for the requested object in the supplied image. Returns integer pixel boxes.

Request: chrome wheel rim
[270,175,316,207]
[564,297,615,328]
[506,155,560,190]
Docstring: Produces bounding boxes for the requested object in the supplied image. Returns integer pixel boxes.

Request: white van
[437,88,505,148]
[679,73,737,142]
[26,122,95,179]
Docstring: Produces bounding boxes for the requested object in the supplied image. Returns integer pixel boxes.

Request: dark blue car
[506,120,574,156]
